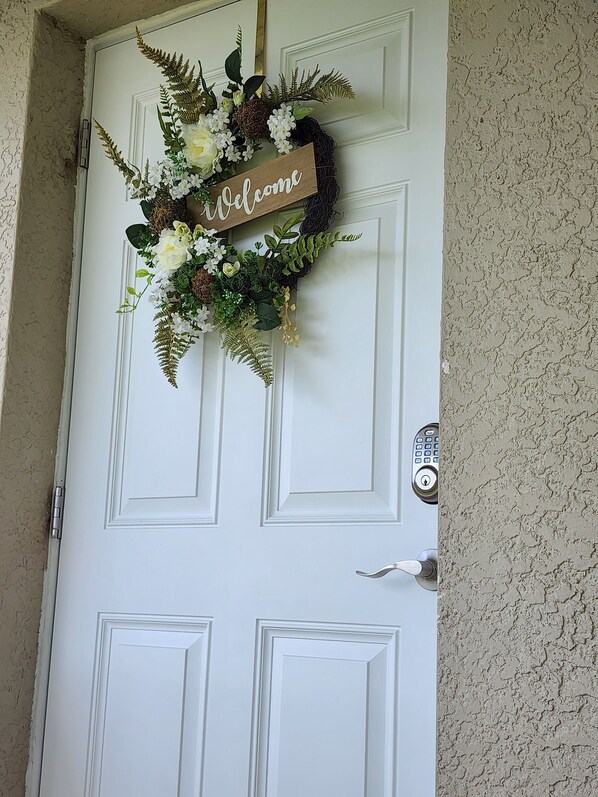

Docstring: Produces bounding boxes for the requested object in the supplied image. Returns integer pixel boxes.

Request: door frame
[25,6,248,793]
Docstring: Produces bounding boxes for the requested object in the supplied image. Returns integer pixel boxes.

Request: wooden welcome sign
[186,143,318,233]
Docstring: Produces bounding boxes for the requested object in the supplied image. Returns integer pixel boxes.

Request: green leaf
[243,74,266,98]
[293,105,313,120]
[250,288,272,302]
[140,200,153,219]
[126,223,149,249]
[157,106,169,136]
[127,286,137,296]
[255,302,281,331]
[273,225,284,238]
[264,234,278,251]
[282,212,303,232]
[136,268,149,278]
[224,47,242,85]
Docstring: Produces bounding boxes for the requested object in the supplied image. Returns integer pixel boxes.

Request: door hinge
[50,485,65,540]
[79,118,91,169]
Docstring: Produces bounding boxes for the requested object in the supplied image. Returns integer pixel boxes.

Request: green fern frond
[94,120,145,188]
[308,68,355,102]
[280,231,361,275]
[153,309,193,388]
[266,66,355,105]
[219,317,273,387]
[157,86,184,154]
[198,62,218,110]
[136,28,214,123]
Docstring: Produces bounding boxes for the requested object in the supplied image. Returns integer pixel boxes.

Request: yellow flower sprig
[279,287,299,347]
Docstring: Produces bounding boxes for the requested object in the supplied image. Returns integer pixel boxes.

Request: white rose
[152,229,191,273]
[181,117,220,177]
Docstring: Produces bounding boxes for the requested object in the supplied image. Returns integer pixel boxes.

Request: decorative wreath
[96,28,359,387]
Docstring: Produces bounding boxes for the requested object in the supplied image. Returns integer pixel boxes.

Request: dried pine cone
[191,269,214,303]
[149,197,189,235]
[234,97,273,140]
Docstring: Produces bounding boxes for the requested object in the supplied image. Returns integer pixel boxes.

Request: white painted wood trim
[90,0,240,51]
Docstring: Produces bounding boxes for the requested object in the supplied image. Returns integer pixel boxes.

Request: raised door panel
[85,615,212,797]
[279,11,412,146]
[105,83,225,528]
[263,185,407,524]
[250,621,399,797]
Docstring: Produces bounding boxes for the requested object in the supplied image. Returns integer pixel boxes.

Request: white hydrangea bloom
[208,107,230,132]
[148,286,167,307]
[195,305,215,333]
[204,255,222,274]
[170,183,188,200]
[226,146,242,163]
[148,163,164,186]
[160,160,177,186]
[194,237,211,256]
[267,103,296,155]
[188,173,204,189]
[172,313,199,337]
[211,243,227,260]
[215,129,235,150]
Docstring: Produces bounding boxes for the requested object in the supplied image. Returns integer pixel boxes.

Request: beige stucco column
[437,2,598,795]
[0,7,82,793]
[0,1,596,795]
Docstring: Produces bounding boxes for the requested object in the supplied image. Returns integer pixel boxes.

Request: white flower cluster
[147,223,228,339]
[144,156,205,201]
[148,272,173,307]
[133,101,256,201]
[195,235,227,274]
[172,307,214,337]
[148,231,217,338]
[207,105,254,165]
[267,103,296,155]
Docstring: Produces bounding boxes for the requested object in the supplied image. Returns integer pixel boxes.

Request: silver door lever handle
[356,549,438,591]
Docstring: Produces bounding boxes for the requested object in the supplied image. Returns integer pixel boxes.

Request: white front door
[39,1,447,795]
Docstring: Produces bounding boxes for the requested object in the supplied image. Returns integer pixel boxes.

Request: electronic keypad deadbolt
[412,423,439,504]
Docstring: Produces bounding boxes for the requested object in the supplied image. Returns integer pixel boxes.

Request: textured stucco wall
[0,2,35,393]
[438,2,598,796]
[0,10,84,794]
